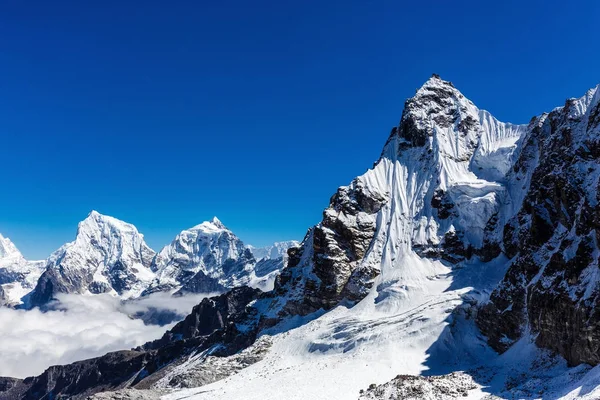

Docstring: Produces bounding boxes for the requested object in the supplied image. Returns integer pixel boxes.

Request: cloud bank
[0,292,213,379]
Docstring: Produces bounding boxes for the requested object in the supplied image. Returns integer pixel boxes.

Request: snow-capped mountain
[247,240,300,291]
[146,218,294,295]
[12,214,294,308]
[4,76,600,400]
[146,217,256,295]
[0,234,45,307]
[29,211,156,307]
[248,240,300,261]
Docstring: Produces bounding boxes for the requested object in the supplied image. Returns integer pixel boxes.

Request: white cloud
[0,292,213,379]
[119,291,218,317]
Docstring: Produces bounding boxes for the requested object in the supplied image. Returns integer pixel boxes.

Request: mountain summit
[147,217,256,295]
[0,234,21,261]
[29,211,156,307]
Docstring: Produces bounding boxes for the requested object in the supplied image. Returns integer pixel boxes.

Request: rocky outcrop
[148,336,272,390]
[358,372,477,400]
[271,177,387,317]
[477,85,600,366]
[144,286,261,351]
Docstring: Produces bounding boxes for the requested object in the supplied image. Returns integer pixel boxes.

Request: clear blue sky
[1,0,598,259]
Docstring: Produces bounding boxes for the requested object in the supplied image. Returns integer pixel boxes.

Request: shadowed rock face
[272,171,388,318]
[477,86,600,366]
[174,271,226,295]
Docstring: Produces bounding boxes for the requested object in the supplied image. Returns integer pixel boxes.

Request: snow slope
[162,255,502,400]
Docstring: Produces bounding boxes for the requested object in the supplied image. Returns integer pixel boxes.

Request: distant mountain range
[0,212,298,308]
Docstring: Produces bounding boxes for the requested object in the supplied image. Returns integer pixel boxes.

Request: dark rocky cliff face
[477,87,600,366]
[273,179,387,317]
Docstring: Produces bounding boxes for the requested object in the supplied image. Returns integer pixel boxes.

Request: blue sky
[1,0,598,259]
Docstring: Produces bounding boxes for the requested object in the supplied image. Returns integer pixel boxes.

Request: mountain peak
[30,211,156,306]
[0,233,21,260]
[414,74,461,100]
[210,216,225,229]
[379,75,479,159]
[88,209,101,218]
[191,217,227,233]
[84,210,117,223]
[82,210,109,225]
[77,210,140,238]
[416,74,456,94]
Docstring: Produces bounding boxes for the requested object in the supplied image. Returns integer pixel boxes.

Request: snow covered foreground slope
[3,76,600,400]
